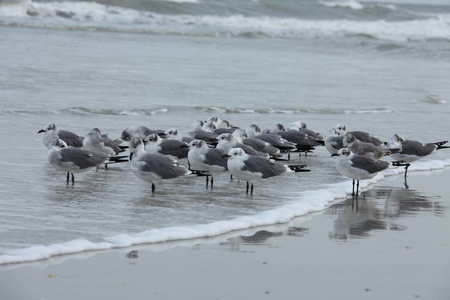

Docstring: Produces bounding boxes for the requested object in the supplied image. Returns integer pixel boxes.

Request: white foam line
[2,158,449,265]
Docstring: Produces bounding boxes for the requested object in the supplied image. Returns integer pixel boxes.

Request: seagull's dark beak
[222,154,230,158]
[38,129,45,134]
[331,153,339,157]
[159,133,167,138]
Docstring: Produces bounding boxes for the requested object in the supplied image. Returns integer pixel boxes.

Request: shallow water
[0,0,449,264]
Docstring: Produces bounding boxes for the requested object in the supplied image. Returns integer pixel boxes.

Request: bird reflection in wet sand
[221,229,307,252]
[328,186,442,240]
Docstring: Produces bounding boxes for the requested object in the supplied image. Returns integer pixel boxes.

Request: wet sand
[1,168,449,300]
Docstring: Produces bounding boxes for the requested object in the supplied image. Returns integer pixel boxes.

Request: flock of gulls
[38,117,449,196]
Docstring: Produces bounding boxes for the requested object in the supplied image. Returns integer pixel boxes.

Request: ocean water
[0,0,449,264]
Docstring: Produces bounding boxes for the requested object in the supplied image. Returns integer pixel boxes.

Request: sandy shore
[1,168,449,300]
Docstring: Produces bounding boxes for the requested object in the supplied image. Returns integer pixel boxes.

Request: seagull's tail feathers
[107,155,129,164]
[288,164,311,172]
[435,140,449,149]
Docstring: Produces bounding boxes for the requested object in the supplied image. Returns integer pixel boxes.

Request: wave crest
[0,1,449,42]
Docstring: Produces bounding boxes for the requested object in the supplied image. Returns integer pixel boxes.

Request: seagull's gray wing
[140,153,188,179]
[59,130,84,147]
[204,148,228,169]
[102,136,123,154]
[60,148,109,169]
[401,140,436,157]
[242,156,287,178]
[350,155,389,174]
[256,133,297,150]
[242,138,281,156]
[350,131,383,146]
[160,140,189,159]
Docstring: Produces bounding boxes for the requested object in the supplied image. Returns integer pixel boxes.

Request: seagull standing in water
[216,133,269,158]
[246,124,297,153]
[334,124,383,146]
[387,134,449,177]
[324,128,345,155]
[144,133,189,160]
[233,129,283,159]
[187,140,228,189]
[225,148,308,195]
[83,128,128,169]
[38,123,84,148]
[129,137,191,194]
[332,148,390,197]
[47,137,110,184]
[342,133,391,159]
[121,126,164,142]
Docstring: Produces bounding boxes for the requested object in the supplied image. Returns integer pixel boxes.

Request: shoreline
[2,159,449,266]
[1,168,449,299]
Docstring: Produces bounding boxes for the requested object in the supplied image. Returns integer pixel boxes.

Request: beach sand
[1,168,449,300]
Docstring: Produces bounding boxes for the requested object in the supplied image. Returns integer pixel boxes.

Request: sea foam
[1,158,449,265]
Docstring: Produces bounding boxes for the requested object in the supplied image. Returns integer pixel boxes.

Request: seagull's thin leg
[356,180,360,197]
[404,163,410,178]
[352,179,355,196]
[211,177,214,190]
[151,183,156,194]
[71,173,74,185]
[205,176,209,189]
[230,174,233,182]
[250,183,254,196]
[246,181,249,194]
[66,172,70,185]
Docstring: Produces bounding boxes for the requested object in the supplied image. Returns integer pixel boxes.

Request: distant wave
[1,158,449,265]
[319,1,396,11]
[0,106,393,116]
[66,106,394,116]
[1,1,449,42]
[417,93,447,105]
[64,107,169,116]
[320,1,364,10]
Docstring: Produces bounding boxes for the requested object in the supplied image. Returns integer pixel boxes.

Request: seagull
[188,120,219,145]
[144,133,189,159]
[233,129,283,159]
[287,121,324,142]
[38,123,84,148]
[216,133,269,158]
[271,123,323,156]
[121,126,164,142]
[246,124,297,152]
[335,124,383,146]
[343,133,391,159]
[387,134,449,177]
[332,148,390,196]
[225,147,309,195]
[187,140,228,189]
[129,137,191,193]
[83,128,128,169]
[214,120,240,135]
[83,128,124,156]
[47,137,110,184]
[324,128,345,155]
[164,128,194,144]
